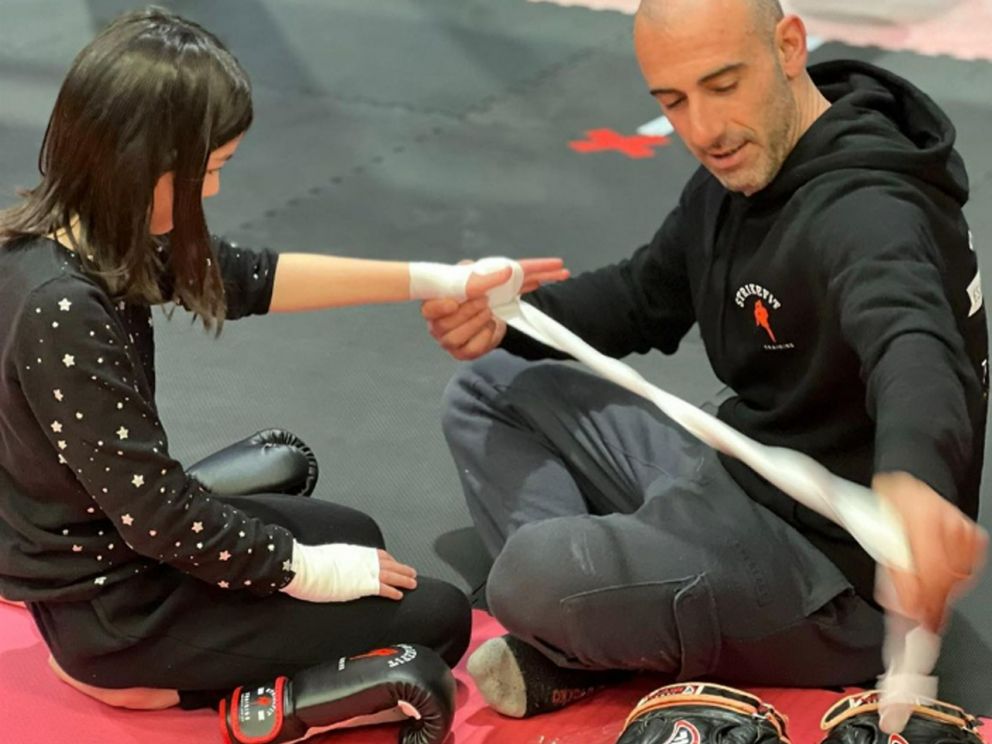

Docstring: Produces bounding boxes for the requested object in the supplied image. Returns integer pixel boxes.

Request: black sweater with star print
[0,236,296,602]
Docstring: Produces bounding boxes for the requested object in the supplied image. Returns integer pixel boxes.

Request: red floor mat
[2,604,989,744]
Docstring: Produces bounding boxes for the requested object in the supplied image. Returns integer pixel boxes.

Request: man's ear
[775,14,809,80]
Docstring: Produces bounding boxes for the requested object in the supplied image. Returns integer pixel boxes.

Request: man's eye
[713,83,738,93]
[662,98,685,110]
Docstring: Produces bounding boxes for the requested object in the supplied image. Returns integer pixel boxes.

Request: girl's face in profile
[149,134,243,235]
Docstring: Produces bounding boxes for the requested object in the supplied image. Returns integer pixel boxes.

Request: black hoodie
[503,61,988,599]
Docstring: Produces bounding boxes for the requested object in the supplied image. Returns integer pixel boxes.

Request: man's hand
[424,258,569,361]
[873,471,988,631]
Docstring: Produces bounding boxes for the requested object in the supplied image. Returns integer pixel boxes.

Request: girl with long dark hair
[0,7,565,710]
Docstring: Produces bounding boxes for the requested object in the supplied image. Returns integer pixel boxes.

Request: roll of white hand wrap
[408,257,524,302]
[471,256,525,307]
[281,542,381,603]
[488,294,939,735]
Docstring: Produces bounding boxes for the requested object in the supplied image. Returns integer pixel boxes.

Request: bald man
[423,0,988,718]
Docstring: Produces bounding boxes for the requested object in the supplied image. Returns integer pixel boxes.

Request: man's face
[634,3,798,195]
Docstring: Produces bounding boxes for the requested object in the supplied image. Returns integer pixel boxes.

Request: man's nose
[685,99,726,152]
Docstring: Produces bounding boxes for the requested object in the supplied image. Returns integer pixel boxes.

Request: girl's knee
[416,579,472,667]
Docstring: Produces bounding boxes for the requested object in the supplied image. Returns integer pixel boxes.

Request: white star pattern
[11,251,292,601]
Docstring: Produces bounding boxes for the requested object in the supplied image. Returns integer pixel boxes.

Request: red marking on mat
[4,605,992,743]
[570,128,670,159]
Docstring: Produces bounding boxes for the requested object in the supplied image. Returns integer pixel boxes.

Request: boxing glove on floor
[220,644,456,744]
[820,690,985,744]
[615,682,791,744]
[188,429,319,497]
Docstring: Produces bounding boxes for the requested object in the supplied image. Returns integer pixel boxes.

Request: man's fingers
[884,566,926,622]
[426,298,489,337]
[942,514,985,578]
[421,297,461,321]
[457,319,505,360]
[437,307,494,350]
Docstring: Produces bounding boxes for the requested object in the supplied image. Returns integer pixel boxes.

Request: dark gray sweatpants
[442,350,884,687]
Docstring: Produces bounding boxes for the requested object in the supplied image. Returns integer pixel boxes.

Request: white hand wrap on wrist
[408,262,475,301]
[408,257,524,304]
[281,541,380,603]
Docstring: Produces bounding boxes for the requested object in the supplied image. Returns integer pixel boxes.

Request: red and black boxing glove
[220,644,455,744]
[615,682,791,744]
[820,690,986,744]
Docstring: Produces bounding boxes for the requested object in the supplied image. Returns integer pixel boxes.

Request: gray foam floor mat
[2,0,992,715]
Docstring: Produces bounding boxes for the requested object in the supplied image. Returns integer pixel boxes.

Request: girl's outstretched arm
[268,254,568,313]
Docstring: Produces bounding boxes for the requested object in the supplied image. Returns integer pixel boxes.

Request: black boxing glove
[820,690,985,744]
[188,429,319,497]
[615,682,791,744]
[220,644,456,744]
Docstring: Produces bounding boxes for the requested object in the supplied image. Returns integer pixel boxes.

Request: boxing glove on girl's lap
[187,428,319,497]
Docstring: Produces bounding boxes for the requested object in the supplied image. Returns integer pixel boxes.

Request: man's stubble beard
[718,72,798,196]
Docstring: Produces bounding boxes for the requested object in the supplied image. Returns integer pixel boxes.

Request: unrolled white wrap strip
[477,256,938,734]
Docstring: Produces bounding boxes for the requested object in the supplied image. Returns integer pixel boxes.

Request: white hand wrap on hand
[408,257,524,303]
[280,541,380,603]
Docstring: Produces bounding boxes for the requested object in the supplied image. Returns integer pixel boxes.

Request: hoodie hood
[758,60,968,206]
